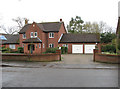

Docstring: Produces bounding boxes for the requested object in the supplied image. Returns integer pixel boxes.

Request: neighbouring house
[116,17,120,39]
[0,33,19,51]
[0,19,100,54]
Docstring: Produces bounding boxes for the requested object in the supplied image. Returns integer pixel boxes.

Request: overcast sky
[0,0,120,33]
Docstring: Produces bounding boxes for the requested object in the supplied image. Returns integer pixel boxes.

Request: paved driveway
[61,54,96,64]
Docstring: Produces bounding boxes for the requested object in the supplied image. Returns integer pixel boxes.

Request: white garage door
[85,44,95,53]
[72,45,83,53]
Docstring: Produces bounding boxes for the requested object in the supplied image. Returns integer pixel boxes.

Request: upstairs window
[34,32,37,38]
[23,33,26,39]
[49,44,54,48]
[31,32,33,38]
[49,32,54,38]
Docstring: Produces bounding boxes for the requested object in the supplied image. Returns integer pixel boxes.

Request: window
[36,44,37,48]
[34,32,37,38]
[22,44,24,47]
[49,32,54,38]
[31,32,33,38]
[43,44,45,48]
[23,33,26,39]
[39,43,41,48]
[62,44,68,48]
[9,45,15,49]
[49,44,54,48]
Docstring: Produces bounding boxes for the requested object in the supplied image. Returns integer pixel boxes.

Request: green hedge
[101,44,116,53]
[45,48,58,53]
[61,47,68,54]
[17,47,24,53]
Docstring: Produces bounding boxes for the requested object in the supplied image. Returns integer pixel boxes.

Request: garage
[72,45,83,53]
[84,44,96,54]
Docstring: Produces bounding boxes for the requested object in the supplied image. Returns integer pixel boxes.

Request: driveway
[61,54,94,64]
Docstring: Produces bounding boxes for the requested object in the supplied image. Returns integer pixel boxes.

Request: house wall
[5,44,20,51]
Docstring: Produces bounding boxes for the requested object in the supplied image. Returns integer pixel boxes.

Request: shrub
[17,47,24,53]
[1,47,13,53]
[45,48,58,53]
[61,47,68,54]
[101,44,116,53]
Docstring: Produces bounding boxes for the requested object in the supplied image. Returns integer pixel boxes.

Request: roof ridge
[39,22,60,24]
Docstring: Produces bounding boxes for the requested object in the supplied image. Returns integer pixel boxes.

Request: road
[2,67,118,87]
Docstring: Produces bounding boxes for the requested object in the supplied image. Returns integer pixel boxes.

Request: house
[1,19,100,54]
[116,17,120,39]
[0,33,19,51]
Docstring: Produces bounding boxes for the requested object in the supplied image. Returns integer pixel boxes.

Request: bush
[101,44,116,53]
[1,47,13,53]
[17,47,24,53]
[45,48,58,53]
[61,47,68,54]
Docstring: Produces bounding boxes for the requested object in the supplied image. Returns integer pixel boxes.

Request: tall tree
[67,16,84,33]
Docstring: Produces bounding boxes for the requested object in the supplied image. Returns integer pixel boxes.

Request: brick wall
[93,49,120,63]
[2,50,61,62]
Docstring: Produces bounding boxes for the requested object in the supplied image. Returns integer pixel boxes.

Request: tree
[83,21,113,33]
[100,32,116,43]
[83,22,100,33]
[67,16,84,33]
[0,17,28,34]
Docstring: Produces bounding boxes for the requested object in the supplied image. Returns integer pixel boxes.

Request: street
[2,67,118,87]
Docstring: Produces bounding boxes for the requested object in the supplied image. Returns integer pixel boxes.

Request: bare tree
[0,17,28,34]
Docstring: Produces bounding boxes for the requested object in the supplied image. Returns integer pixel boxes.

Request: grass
[101,52,118,55]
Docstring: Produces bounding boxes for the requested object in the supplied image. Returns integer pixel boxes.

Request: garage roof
[59,33,100,43]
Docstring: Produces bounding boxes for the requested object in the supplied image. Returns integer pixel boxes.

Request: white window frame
[23,33,26,39]
[43,44,45,48]
[49,44,54,48]
[39,43,41,48]
[31,32,33,38]
[34,32,37,38]
[9,44,15,49]
[22,44,24,47]
[49,32,54,38]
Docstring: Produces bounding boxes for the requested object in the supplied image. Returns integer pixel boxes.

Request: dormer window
[49,32,54,38]
[23,33,26,39]
[34,32,37,38]
[31,32,33,38]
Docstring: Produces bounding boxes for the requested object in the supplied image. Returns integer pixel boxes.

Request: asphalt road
[2,67,118,87]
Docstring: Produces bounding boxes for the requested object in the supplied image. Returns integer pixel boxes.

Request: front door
[28,44,35,54]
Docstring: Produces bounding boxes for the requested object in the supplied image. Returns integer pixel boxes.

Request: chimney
[60,19,62,22]
[25,19,29,25]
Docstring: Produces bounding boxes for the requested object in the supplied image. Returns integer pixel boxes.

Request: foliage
[1,47,13,53]
[61,47,68,54]
[100,32,116,43]
[118,40,120,50]
[17,47,24,53]
[101,44,116,53]
[45,48,58,53]
[67,16,84,33]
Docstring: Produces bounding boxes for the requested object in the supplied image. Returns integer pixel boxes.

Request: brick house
[116,17,120,39]
[1,19,100,54]
[0,34,19,51]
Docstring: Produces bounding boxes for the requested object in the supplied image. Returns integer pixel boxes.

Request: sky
[0,0,120,33]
